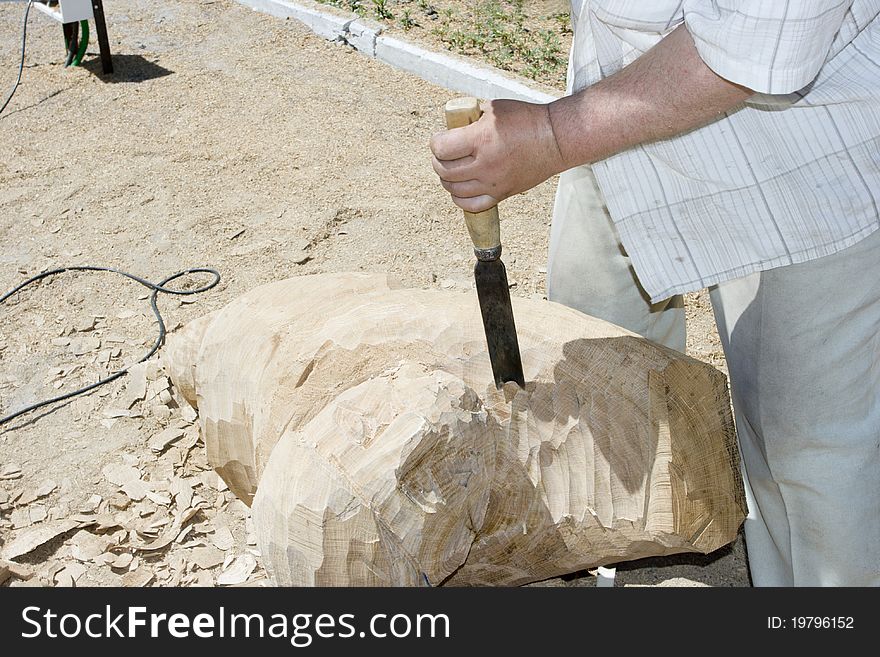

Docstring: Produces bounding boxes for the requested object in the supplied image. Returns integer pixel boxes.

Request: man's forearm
[431,23,756,213]
[549,25,753,169]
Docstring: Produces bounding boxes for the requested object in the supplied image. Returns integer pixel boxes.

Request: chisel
[444,97,525,389]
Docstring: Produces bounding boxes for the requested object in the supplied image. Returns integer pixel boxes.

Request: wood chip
[197,471,217,491]
[191,521,212,535]
[44,561,65,583]
[104,494,129,513]
[151,469,174,487]
[190,546,225,570]
[48,506,66,521]
[0,463,22,480]
[149,427,185,454]
[236,576,271,588]
[143,490,172,506]
[10,508,31,529]
[18,488,39,506]
[63,562,87,584]
[175,524,194,544]
[151,405,172,420]
[120,480,149,502]
[69,336,101,355]
[61,364,83,379]
[122,568,154,587]
[179,427,200,450]
[54,563,86,587]
[170,478,194,510]
[132,501,156,518]
[217,554,257,586]
[79,494,103,513]
[180,404,198,423]
[211,526,234,551]
[103,408,136,419]
[2,519,79,560]
[74,317,96,332]
[35,479,57,498]
[69,530,110,562]
[170,554,187,573]
[67,513,103,525]
[145,360,163,380]
[125,507,199,553]
[109,552,133,571]
[103,463,140,486]
[54,571,74,588]
[165,447,182,467]
[29,504,47,524]
[137,525,161,539]
[151,376,171,394]
[192,570,214,587]
[287,238,311,265]
[0,560,33,584]
[123,362,149,404]
[0,564,11,586]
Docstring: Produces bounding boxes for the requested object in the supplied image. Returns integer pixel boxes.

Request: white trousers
[548,166,880,586]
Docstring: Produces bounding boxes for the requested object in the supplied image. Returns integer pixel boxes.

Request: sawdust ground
[0,0,746,587]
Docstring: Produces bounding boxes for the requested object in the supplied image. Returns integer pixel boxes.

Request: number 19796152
[768,616,854,630]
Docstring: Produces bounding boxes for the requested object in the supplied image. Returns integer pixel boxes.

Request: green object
[72,20,89,66]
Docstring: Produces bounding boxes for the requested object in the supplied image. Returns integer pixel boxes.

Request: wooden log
[164,272,745,586]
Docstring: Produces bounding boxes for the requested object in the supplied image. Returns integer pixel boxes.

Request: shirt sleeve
[682,1,853,94]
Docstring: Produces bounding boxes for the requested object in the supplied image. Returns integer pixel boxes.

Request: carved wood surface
[164,273,745,586]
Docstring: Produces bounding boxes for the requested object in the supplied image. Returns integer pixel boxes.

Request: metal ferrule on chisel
[474,246,502,262]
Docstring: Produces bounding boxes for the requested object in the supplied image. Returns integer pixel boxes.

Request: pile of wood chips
[0,360,267,588]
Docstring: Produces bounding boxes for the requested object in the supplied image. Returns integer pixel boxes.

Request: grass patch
[312,0,571,87]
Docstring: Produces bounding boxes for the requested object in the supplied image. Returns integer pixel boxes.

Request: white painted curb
[236,0,353,42]
[235,0,561,103]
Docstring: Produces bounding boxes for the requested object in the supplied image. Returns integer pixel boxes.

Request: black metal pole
[91,0,113,74]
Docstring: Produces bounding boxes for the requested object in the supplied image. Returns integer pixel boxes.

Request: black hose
[0,0,34,116]
[63,20,78,68]
[0,266,221,427]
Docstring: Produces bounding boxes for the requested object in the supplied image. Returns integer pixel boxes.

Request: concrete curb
[235,0,353,42]
[235,0,561,103]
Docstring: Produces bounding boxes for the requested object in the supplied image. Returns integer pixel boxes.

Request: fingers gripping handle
[444,97,501,260]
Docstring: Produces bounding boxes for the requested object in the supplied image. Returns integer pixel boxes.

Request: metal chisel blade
[474,258,525,388]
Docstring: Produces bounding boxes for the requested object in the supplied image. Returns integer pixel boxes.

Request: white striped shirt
[568,1,880,301]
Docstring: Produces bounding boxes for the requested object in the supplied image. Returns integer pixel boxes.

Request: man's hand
[430,99,567,213]
[429,27,752,215]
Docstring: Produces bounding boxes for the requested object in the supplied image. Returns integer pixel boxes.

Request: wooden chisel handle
[444,97,501,261]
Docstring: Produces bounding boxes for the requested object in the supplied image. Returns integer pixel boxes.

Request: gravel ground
[0,0,748,587]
